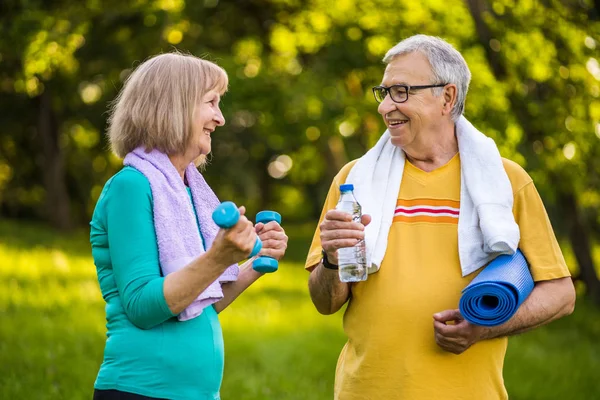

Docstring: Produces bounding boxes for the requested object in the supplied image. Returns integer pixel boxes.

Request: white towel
[345,116,520,277]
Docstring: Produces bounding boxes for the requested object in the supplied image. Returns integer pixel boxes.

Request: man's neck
[403,125,458,172]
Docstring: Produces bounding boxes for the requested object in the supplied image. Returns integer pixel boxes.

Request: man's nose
[377,93,397,116]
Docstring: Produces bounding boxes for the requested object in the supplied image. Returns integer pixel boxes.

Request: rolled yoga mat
[459,249,534,327]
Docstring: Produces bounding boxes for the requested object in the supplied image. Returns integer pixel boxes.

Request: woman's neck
[168,154,188,180]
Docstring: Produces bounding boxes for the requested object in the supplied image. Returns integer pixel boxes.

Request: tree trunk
[37,89,72,230]
[560,192,600,305]
[465,0,507,79]
[593,0,600,20]
[257,155,272,213]
[326,135,348,174]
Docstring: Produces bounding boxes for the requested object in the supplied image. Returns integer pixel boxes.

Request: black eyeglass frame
[371,83,448,104]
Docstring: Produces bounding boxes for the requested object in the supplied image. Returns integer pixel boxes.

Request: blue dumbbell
[252,211,282,273]
[212,201,262,258]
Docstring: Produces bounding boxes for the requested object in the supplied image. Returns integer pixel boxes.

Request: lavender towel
[124,147,238,321]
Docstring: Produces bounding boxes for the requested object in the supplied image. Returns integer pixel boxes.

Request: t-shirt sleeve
[305,161,358,271]
[513,181,571,282]
[104,169,176,329]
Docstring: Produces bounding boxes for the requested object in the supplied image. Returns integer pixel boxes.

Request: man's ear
[442,84,457,116]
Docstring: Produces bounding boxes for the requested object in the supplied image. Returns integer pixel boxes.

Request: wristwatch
[321,249,338,270]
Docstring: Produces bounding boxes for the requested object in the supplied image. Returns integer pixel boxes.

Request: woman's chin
[194,144,211,157]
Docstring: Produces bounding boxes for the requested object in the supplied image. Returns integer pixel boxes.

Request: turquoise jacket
[90,167,223,400]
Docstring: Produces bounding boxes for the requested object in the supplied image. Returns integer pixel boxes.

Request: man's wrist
[321,249,338,270]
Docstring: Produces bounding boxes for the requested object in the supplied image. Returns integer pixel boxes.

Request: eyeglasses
[372,83,447,104]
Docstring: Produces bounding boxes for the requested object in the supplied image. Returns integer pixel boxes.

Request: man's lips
[387,119,408,128]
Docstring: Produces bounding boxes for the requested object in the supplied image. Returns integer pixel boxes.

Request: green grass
[0,219,599,399]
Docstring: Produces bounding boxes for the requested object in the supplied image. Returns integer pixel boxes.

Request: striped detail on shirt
[394,199,460,224]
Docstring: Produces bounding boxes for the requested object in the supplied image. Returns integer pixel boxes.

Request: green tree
[0,0,599,301]
[465,0,600,303]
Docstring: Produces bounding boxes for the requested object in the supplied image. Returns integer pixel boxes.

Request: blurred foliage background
[1,0,600,399]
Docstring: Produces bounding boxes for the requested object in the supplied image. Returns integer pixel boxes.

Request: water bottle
[335,184,368,282]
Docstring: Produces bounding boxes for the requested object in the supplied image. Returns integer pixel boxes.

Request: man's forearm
[479,277,575,340]
[308,263,350,315]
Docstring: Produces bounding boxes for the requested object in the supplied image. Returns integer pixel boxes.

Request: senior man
[305,34,575,400]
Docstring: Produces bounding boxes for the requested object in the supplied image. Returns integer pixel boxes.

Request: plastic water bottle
[335,184,368,282]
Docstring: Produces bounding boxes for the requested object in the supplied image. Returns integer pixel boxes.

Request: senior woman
[90,53,288,400]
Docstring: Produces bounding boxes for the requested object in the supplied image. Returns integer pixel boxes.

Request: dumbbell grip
[249,237,262,258]
[253,210,282,273]
[212,201,262,259]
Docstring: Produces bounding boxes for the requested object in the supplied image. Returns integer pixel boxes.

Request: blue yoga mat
[459,249,534,327]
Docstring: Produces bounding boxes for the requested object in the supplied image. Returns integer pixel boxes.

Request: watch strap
[321,249,339,270]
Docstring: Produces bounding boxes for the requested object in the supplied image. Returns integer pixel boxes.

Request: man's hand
[320,210,371,264]
[433,309,486,355]
[307,210,370,315]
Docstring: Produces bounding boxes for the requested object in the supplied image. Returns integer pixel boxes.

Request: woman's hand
[255,220,288,261]
[164,207,257,316]
[213,219,288,313]
[209,206,258,267]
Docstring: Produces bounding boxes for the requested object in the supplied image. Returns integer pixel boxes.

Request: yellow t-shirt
[305,154,570,400]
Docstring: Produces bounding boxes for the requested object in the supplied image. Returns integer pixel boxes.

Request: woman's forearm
[213,259,263,313]
[163,219,287,316]
[163,249,230,315]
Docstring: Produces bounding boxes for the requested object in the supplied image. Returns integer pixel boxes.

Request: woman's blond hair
[107,52,228,159]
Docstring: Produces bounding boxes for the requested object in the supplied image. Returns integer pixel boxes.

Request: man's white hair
[383,34,471,121]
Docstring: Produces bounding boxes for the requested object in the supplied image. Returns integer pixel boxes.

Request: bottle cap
[339,184,354,192]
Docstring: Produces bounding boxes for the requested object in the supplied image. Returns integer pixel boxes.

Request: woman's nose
[214,108,225,126]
